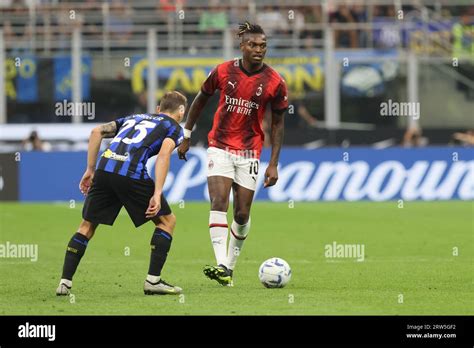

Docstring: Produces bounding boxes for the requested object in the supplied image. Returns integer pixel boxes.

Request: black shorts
[82,170,171,227]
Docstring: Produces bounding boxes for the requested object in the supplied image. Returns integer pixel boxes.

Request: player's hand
[146,193,162,218]
[264,164,278,188]
[79,168,95,196]
[177,138,190,161]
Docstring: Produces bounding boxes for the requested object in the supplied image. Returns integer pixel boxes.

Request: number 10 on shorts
[249,161,259,175]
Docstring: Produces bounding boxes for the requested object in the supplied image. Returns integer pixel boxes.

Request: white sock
[209,210,229,266]
[225,218,251,270]
[60,278,72,287]
[146,274,161,284]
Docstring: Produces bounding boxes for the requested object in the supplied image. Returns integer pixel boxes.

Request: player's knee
[77,220,97,239]
[159,213,176,233]
[210,196,228,211]
[234,211,250,225]
[167,213,177,230]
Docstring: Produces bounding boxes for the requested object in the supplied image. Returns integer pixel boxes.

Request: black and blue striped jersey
[96,113,183,180]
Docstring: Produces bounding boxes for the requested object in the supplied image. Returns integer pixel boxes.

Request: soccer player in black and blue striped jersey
[56,91,187,296]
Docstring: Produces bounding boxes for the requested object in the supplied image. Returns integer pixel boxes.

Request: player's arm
[178,64,219,160]
[79,121,117,195]
[264,109,285,188]
[88,122,117,167]
[146,138,176,218]
[177,91,211,160]
[265,78,288,188]
[183,90,211,132]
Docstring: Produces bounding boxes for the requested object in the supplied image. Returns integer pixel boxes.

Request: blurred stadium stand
[0,0,473,152]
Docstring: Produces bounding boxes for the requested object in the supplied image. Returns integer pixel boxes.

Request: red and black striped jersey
[201,58,288,158]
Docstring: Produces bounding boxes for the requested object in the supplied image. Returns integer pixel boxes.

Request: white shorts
[207,147,260,191]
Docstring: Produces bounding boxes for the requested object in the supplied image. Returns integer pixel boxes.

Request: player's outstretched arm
[177,91,210,160]
[146,138,175,218]
[79,122,117,195]
[264,110,285,188]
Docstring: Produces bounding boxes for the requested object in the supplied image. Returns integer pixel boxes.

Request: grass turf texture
[0,201,472,315]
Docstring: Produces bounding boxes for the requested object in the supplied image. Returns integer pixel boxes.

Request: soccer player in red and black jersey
[178,22,288,286]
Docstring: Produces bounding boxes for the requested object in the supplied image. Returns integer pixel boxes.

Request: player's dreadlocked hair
[237,21,265,40]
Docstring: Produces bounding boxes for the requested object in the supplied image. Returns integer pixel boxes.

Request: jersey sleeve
[114,116,128,132]
[201,65,220,96]
[166,124,184,148]
[271,78,289,113]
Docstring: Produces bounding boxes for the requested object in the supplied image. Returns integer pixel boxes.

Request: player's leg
[202,175,235,286]
[204,180,255,287]
[206,147,235,266]
[208,175,233,264]
[143,212,182,295]
[121,176,182,295]
[56,220,98,296]
[226,182,255,271]
[222,155,259,279]
[56,170,121,296]
[203,148,237,285]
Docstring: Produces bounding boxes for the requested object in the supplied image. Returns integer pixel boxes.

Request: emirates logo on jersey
[256,84,263,96]
[224,94,260,116]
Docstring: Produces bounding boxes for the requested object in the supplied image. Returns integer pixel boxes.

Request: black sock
[148,228,173,277]
[61,233,90,280]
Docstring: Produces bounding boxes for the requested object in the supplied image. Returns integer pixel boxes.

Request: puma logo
[228,81,237,89]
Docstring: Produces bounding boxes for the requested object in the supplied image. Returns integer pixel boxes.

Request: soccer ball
[258,257,291,288]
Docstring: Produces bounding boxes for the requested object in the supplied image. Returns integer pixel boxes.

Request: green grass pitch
[0,201,472,315]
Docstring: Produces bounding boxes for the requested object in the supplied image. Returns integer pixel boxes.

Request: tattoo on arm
[99,122,117,138]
